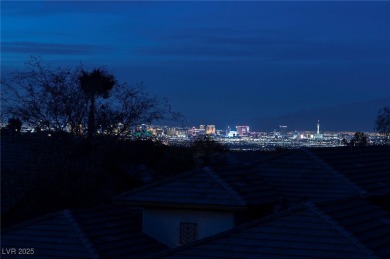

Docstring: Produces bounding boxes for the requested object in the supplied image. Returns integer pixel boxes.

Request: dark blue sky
[2,1,390,129]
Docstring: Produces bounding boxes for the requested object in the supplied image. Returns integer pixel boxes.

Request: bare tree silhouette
[1,56,88,133]
[96,82,184,135]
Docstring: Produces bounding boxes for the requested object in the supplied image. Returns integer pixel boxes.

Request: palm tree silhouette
[79,68,116,138]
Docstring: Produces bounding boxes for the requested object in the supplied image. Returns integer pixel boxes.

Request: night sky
[2,1,390,130]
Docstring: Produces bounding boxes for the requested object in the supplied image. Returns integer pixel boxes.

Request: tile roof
[318,197,390,258]
[254,150,361,203]
[115,166,280,210]
[2,212,92,258]
[212,166,281,206]
[117,145,390,210]
[1,206,168,258]
[153,198,389,258]
[310,145,390,195]
[3,145,389,258]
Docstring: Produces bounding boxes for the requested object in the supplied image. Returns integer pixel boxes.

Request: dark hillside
[1,134,215,227]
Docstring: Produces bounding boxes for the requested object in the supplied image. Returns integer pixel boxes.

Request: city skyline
[2,1,390,130]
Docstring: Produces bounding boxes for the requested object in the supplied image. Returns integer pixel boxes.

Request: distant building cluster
[165,121,385,150]
[187,125,250,138]
[3,119,387,149]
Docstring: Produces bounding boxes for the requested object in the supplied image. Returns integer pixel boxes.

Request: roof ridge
[305,201,378,258]
[114,169,202,202]
[2,211,63,232]
[301,148,367,195]
[63,209,100,259]
[203,167,247,206]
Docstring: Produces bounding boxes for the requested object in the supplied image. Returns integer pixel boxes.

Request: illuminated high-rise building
[314,120,324,139]
[167,127,176,137]
[317,120,320,135]
[236,126,250,136]
[206,125,216,134]
[279,125,288,137]
[188,126,206,136]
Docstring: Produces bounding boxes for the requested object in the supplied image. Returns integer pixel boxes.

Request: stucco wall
[143,208,234,248]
